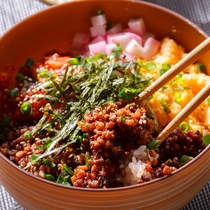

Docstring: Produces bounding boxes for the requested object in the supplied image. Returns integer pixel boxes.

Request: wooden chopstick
[138,36,210,142]
[139,36,210,101]
[157,82,210,141]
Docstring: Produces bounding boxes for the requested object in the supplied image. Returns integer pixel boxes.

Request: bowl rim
[0,0,209,192]
[0,0,208,41]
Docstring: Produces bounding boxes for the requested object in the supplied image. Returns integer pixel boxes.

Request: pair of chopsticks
[139,36,210,142]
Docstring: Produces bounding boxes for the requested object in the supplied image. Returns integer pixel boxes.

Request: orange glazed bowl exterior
[0,0,209,210]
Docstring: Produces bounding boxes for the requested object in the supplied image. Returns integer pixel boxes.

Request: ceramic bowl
[0,0,209,210]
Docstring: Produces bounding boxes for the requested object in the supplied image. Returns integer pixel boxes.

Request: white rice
[121,145,159,186]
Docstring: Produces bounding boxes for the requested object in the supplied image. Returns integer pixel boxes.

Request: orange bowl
[0,0,209,209]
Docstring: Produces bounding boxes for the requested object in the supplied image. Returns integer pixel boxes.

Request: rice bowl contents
[0,12,209,188]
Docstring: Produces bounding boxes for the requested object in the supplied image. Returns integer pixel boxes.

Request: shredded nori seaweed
[26,53,152,167]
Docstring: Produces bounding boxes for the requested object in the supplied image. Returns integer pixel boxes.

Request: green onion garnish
[39,69,56,78]
[162,86,168,90]
[160,98,171,114]
[56,175,71,186]
[147,95,153,101]
[174,92,182,104]
[118,87,138,100]
[95,52,106,59]
[43,158,56,169]
[8,87,19,98]
[42,137,52,150]
[68,57,80,65]
[159,63,170,76]
[20,102,33,115]
[85,154,91,168]
[119,116,126,122]
[44,173,56,182]
[97,10,104,15]
[24,130,32,140]
[145,61,156,71]
[112,44,123,53]
[63,164,74,176]
[137,58,143,66]
[180,155,191,165]
[136,58,144,72]
[179,121,190,133]
[147,140,161,150]
[171,73,183,86]
[15,73,25,83]
[207,97,210,105]
[24,58,35,68]
[30,154,40,162]
[197,63,206,73]
[79,133,88,143]
[202,134,210,147]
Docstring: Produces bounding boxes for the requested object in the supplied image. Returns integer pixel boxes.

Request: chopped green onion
[39,69,56,78]
[207,97,210,105]
[136,58,144,72]
[46,137,52,143]
[24,58,35,68]
[24,130,32,140]
[179,121,190,133]
[63,164,74,176]
[43,158,56,169]
[42,137,52,150]
[41,123,52,131]
[137,58,143,67]
[56,174,64,183]
[147,140,161,150]
[160,98,171,114]
[15,73,25,83]
[171,73,183,86]
[162,86,168,90]
[147,95,153,101]
[85,154,91,168]
[197,63,206,73]
[68,57,80,65]
[95,52,106,59]
[8,87,19,98]
[159,63,170,76]
[62,179,71,186]
[118,87,138,100]
[119,116,126,122]
[145,61,156,71]
[79,133,88,143]
[0,114,10,127]
[44,173,56,182]
[174,92,182,104]
[112,44,123,53]
[180,155,191,165]
[20,102,33,115]
[97,10,104,15]
[159,68,167,76]
[176,74,184,85]
[30,154,40,162]
[202,134,210,147]
[162,63,170,70]
[56,175,71,186]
